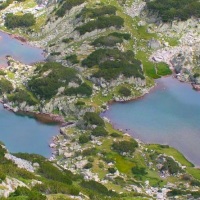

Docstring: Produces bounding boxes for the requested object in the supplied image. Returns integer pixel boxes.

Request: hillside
[0,0,200,199]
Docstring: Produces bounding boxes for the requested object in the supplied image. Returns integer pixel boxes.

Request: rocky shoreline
[1,101,64,124]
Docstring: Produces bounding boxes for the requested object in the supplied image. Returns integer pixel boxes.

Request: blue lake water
[0,31,44,67]
[0,32,58,157]
[103,77,200,166]
[0,104,59,156]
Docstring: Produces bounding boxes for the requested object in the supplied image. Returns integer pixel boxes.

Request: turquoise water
[0,31,44,67]
[103,77,200,166]
[0,104,59,156]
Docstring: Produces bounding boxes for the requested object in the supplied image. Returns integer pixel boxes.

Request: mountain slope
[0,0,200,199]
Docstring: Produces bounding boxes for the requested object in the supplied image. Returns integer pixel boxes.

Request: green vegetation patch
[81,180,117,196]
[62,37,74,43]
[65,83,92,97]
[82,147,98,157]
[13,153,80,196]
[103,152,135,174]
[132,166,147,176]
[92,32,130,47]
[147,144,194,167]
[0,146,36,182]
[38,162,72,185]
[5,13,36,29]
[79,134,90,144]
[0,78,13,94]
[0,0,13,11]
[27,62,80,99]
[112,140,138,154]
[65,54,79,64]
[91,126,108,137]
[8,89,38,106]
[0,70,6,76]
[118,86,131,97]
[82,49,144,81]
[156,62,172,76]
[9,186,46,200]
[56,0,86,17]
[92,35,123,47]
[147,0,200,22]
[76,5,117,21]
[50,52,61,56]
[110,132,122,138]
[76,15,124,35]
[83,112,105,126]
[158,156,183,174]
[167,189,200,198]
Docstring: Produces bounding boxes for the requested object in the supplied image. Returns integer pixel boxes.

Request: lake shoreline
[1,101,64,125]
[102,76,200,168]
[0,30,199,169]
[0,30,46,67]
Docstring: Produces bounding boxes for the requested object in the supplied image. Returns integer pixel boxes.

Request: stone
[148,39,162,50]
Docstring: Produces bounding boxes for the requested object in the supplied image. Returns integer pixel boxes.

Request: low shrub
[56,0,85,17]
[147,0,200,22]
[132,166,147,176]
[65,83,92,97]
[28,62,79,99]
[0,78,13,94]
[0,70,6,75]
[79,135,90,144]
[9,187,46,200]
[5,13,36,28]
[83,112,105,126]
[110,132,121,138]
[92,32,131,47]
[81,180,117,196]
[82,49,144,81]
[91,126,108,137]
[50,52,61,56]
[118,86,131,97]
[84,162,93,169]
[8,89,37,106]
[65,54,79,64]
[112,140,138,154]
[108,168,116,174]
[76,15,124,35]
[76,5,117,21]
[82,148,97,157]
[161,157,182,174]
[75,101,85,106]
[62,37,74,43]
[38,162,72,185]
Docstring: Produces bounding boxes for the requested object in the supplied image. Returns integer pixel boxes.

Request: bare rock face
[90,75,146,89]
[148,39,162,50]
[148,16,200,84]
[170,53,191,74]
[5,153,35,172]
[36,0,58,6]
[125,0,146,18]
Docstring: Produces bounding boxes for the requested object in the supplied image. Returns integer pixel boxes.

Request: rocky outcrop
[5,153,35,173]
[147,39,162,50]
[90,75,146,89]
[148,17,200,86]
[125,0,146,18]
[0,178,28,198]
